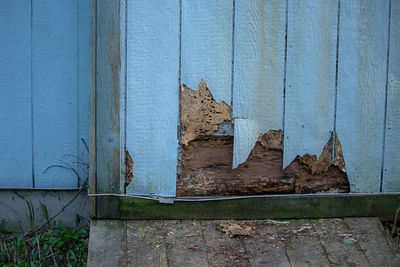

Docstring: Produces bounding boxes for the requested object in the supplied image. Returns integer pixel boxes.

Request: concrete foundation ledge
[0,189,88,232]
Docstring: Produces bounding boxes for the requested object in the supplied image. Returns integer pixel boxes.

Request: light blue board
[32,0,79,188]
[336,0,389,192]
[0,0,32,188]
[232,0,286,167]
[233,119,258,169]
[283,0,338,169]
[78,0,90,185]
[126,0,180,197]
[232,0,286,131]
[181,0,233,104]
[383,0,400,192]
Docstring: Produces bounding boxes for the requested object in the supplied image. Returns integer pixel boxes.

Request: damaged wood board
[180,81,231,146]
[232,0,286,134]
[179,81,349,196]
[125,0,180,196]
[232,0,286,169]
[232,118,259,169]
[283,0,338,169]
[336,0,390,192]
[177,133,349,196]
[88,218,400,266]
[177,135,293,196]
[181,0,233,104]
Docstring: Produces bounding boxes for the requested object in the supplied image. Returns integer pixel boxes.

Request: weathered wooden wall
[1,0,398,195]
[0,0,89,188]
[123,0,399,196]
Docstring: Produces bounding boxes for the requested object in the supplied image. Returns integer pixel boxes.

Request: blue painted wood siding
[123,0,399,196]
[1,0,398,194]
[0,0,89,189]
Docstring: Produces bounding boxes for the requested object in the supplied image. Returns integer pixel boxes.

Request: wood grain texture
[0,0,32,188]
[232,0,286,132]
[336,0,390,192]
[232,118,259,168]
[87,220,126,267]
[32,0,78,188]
[283,0,338,169]
[383,0,400,192]
[95,0,121,197]
[277,220,331,266]
[232,0,286,168]
[126,0,180,197]
[177,136,294,196]
[312,219,370,266]
[181,0,233,104]
[345,217,400,266]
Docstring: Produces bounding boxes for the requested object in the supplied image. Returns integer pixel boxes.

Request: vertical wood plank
[0,0,32,188]
[87,220,127,267]
[383,0,400,192]
[336,0,390,192]
[181,0,233,104]
[232,118,258,168]
[32,0,78,188]
[88,0,97,217]
[126,0,180,196]
[283,0,338,169]
[78,0,90,186]
[232,0,286,132]
[95,0,121,217]
[232,0,286,167]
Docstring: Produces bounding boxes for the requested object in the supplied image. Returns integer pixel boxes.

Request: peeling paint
[180,79,231,146]
[125,150,133,189]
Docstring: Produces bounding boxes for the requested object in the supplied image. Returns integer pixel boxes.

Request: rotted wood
[177,134,349,196]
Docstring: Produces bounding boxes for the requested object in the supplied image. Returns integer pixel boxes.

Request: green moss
[114,194,400,220]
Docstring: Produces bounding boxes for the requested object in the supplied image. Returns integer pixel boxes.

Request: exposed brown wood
[177,136,294,196]
[180,80,231,146]
[125,150,133,189]
[334,133,346,173]
[177,134,349,196]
